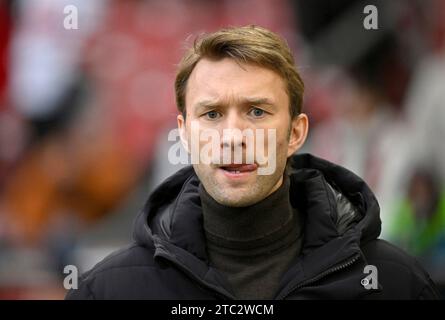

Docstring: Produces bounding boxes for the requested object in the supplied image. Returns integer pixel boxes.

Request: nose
[220,110,247,150]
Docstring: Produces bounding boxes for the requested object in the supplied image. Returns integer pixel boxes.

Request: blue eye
[250,108,265,117]
[206,111,220,120]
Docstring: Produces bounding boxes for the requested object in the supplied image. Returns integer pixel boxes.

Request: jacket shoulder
[65,243,158,299]
[85,243,156,275]
[361,239,441,299]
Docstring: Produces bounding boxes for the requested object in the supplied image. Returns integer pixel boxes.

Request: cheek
[277,140,290,160]
[193,163,213,182]
[270,129,290,154]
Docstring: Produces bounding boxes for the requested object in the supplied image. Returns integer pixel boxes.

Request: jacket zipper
[278,253,361,300]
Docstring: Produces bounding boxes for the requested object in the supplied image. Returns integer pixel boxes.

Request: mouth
[218,163,258,178]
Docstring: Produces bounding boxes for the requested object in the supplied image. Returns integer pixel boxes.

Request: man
[66,26,440,299]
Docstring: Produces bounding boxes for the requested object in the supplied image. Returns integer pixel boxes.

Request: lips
[219,163,258,174]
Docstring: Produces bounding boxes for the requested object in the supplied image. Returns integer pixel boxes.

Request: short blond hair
[175,25,304,118]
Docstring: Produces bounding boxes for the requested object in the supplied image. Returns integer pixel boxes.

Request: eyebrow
[194,97,275,112]
[195,100,219,110]
[242,97,275,106]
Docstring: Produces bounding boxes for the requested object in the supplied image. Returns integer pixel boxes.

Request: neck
[199,175,298,250]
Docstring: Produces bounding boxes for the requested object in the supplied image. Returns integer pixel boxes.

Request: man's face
[178,58,307,207]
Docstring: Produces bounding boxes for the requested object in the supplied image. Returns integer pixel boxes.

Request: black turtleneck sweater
[199,175,303,300]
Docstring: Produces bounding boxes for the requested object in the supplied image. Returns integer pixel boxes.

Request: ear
[287,113,309,157]
[177,114,190,153]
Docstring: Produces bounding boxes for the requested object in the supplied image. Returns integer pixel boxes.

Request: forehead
[185,58,288,106]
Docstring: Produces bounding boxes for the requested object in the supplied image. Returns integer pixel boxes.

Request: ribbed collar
[199,175,301,252]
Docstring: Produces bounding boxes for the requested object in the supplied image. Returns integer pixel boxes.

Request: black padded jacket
[66,154,441,300]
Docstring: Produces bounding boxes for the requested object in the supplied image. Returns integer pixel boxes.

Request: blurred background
[0,0,444,299]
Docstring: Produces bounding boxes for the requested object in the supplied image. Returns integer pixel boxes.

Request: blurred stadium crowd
[0,0,444,299]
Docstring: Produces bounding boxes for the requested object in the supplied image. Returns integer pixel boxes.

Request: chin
[214,193,258,207]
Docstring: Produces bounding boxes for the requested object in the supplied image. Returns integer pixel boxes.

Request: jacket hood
[133,153,381,259]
